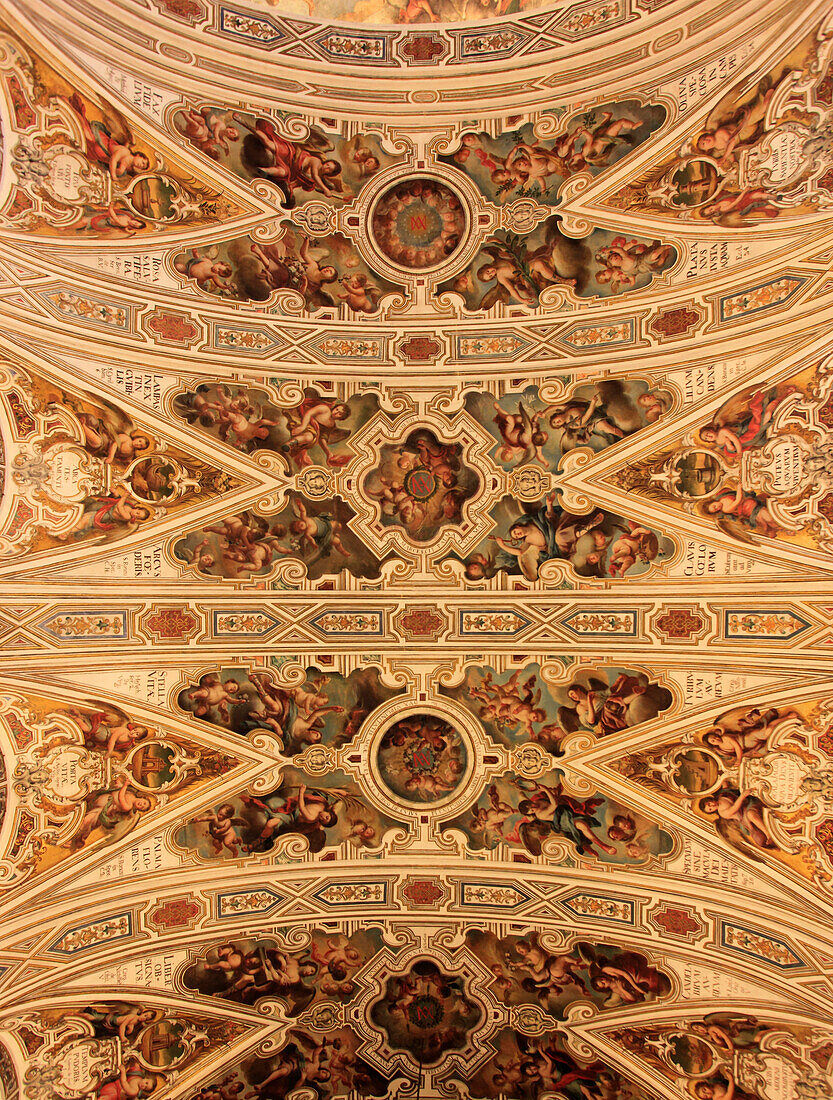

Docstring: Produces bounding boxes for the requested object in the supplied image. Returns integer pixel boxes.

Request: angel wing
[304,826,328,854]
[714,816,767,863]
[304,127,336,154]
[715,516,759,546]
[518,819,549,856]
[556,705,581,734]
[477,283,510,310]
[481,241,518,264]
[34,376,135,439]
[585,676,609,694]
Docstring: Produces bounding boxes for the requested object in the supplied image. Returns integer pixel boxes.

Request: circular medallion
[376,713,468,803]
[404,465,437,501]
[371,178,467,270]
[409,994,443,1029]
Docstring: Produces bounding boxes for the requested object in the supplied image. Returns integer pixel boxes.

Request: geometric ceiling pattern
[1,0,833,1098]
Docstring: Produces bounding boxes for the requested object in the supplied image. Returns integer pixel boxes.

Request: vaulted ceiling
[0,1,832,1099]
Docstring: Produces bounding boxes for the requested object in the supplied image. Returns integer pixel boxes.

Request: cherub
[699,786,779,852]
[297,238,340,300]
[68,775,152,849]
[525,220,588,292]
[704,485,779,540]
[58,485,152,541]
[193,803,248,855]
[212,394,281,449]
[637,389,672,424]
[186,537,217,572]
[476,243,537,308]
[492,519,550,582]
[514,938,582,992]
[502,140,569,191]
[487,672,546,735]
[463,551,498,581]
[396,0,440,22]
[310,934,362,975]
[471,785,516,838]
[404,772,458,799]
[96,1060,158,1100]
[289,498,350,558]
[367,476,420,527]
[253,784,345,842]
[595,237,672,292]
[413,437,460,483]
[338,273,380,313]
[67,94,150,180]
[351,138,380,178]
[492,401,549,467]
[68,706,150,757]
[205,513,263,545]
[186,673,241,720]
[176,105,240,157]
[608,523,659,576]
[285,677,328,715]
[84,202,146,235]
[286,701,344,748]
[570,111,641,166]
[282,396,351,468]
[221,535,289,577]
[175,247,234,291]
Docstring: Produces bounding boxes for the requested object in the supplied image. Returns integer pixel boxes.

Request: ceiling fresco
[2,1,833,1099]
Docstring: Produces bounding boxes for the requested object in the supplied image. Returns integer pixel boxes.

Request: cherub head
[464,556,489,580]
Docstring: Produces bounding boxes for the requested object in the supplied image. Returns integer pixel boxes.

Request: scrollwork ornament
[296,1001,346,1032]
[295,466,335,498]
[510,741,551,778]
[290,202,337,236]
[500,198,551,236]
[510,465,553,501]
[294,744,339,775]
[512,1002,558,1036]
